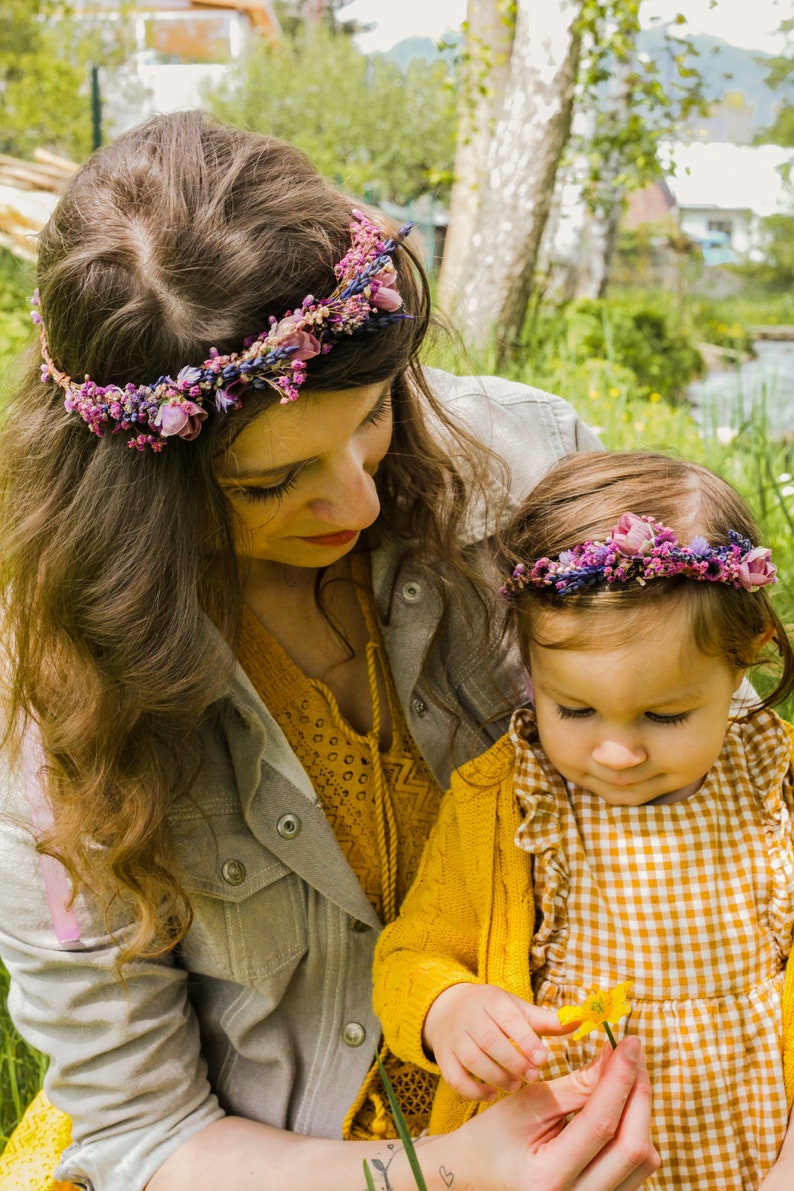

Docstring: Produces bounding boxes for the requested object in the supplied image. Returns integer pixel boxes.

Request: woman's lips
[297,529,359,547]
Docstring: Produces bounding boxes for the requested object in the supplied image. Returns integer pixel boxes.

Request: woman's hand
[423,982,576,1099]
[147,1037,658,1191]
[443,1035,660,1191]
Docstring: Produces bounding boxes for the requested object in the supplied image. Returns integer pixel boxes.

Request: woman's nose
[591,737,648,770]
[309,453,381,529]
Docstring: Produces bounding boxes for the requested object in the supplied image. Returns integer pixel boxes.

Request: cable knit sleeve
[778,717,794,1109]
[373,737,514,1073]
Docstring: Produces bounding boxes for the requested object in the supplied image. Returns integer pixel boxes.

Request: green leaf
[363,1158,378,1191]
[375,1051,429,1191]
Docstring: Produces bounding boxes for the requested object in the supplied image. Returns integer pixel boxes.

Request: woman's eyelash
[238,470,301,503]
[232,396,390,503]
[362,394,392,427]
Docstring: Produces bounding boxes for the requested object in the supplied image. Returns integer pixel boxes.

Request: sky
[346,0,791,56]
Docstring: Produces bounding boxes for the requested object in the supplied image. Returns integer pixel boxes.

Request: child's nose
[591,738,647,770]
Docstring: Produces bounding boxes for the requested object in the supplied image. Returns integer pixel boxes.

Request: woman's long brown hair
[0,111,502,958]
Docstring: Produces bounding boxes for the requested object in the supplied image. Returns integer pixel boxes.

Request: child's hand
[422,982,576,1101]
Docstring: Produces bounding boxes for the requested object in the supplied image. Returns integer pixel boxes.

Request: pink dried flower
[611,513,655,556]
[736,547,777,591]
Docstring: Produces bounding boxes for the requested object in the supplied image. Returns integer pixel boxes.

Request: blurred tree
[203,23,456,205]
[551,4,707,300]
[439,0,706,354]
[438,0,514,314]
[0,1,129,161]
[751,15,794,288]
[758,16,794,147]
[438,0,581,355]
[274,0,372,39]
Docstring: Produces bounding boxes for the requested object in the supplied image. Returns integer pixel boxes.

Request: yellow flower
[648,391,662,403]
[557,982,632,1045]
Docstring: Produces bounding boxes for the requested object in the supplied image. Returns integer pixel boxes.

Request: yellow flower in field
[609,386,620,397]
[648,391,662,403]
[557,982,632,1046]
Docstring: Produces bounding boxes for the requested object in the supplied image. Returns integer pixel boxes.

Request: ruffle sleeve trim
[509,708,570,974]
[736,709,794,956]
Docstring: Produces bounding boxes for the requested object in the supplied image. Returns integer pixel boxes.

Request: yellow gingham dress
[512,706,794,1191]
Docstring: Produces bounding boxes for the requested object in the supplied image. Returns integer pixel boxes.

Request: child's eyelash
[555,706,691,726]
[556,706,593,720]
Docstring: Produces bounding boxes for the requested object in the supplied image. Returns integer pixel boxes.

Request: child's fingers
[489,1000,550,1070]
[519,1001,582,1037]
[447,1025,536,1089]
[437,1049,501,1101]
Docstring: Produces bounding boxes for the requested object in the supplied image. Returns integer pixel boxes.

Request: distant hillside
[385,35,458,71]
[636,27,787,142]
[385,27,793,145]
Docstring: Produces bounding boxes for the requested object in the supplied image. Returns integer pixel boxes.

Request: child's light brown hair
[500,450,794,708]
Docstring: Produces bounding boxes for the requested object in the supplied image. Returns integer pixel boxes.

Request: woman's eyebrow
[221,457,317,484]
[220,381,392,482]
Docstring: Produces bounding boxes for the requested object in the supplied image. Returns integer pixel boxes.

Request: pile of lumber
[0,149,78,261]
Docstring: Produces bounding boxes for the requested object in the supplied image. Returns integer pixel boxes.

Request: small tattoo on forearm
[439,1165,454,1187]
[367,1143,397,1191]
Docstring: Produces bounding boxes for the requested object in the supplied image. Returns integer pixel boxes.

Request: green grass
[0,967,48,1147]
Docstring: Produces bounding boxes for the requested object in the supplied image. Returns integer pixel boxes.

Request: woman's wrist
[144,1116,475,1191]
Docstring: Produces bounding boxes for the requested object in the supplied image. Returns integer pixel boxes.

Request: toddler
[374,450,794,1190]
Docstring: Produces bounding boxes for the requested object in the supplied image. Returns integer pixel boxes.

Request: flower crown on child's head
[500,512,777,599]
[33,211,413,452]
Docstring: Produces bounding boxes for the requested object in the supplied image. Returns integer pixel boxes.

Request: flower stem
[603,1022,618,1049]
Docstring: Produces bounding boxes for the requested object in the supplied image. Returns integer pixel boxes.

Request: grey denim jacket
[0,371,600,1190]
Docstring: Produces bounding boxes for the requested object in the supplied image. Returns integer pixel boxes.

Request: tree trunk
[573,200,622,299]
[443,0,582,359]
[438,0,513,315]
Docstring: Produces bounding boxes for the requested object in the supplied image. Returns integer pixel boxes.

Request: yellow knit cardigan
[373,728,794,1135]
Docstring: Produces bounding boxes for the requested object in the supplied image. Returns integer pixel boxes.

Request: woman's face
[214,379,393,569]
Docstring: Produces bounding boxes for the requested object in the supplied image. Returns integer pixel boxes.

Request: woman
[0,110,657,1189]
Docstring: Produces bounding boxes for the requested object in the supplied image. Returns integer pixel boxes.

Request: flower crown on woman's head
[500,512,777,599]
[33,210,413,452]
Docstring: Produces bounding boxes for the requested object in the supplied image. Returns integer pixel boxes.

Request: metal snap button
[276,812,302,840]
[342,1021,367,1047]
[412,696,427,717]
[221,858,246,886]
[401,580,423,603]
[349,917,372,933]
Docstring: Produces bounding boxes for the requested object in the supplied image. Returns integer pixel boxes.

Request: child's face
[528,601,744,806]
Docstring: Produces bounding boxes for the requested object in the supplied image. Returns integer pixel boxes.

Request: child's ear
[755,627,776,651]
[733,627,776,693]
[747,627,776,670]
